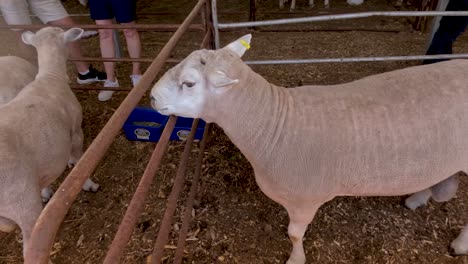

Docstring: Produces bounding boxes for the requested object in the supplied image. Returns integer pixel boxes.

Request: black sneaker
[77,65,107,84]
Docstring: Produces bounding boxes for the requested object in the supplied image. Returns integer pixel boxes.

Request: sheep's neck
[36,45,68,81]
[213,67,290,170]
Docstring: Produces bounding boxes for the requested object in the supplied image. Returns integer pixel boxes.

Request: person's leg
[95,19,116,83]
[113,0,142,87]
[423,0,468,64]
[94,19,119,101]
[122,21,141,76]
[30,0,106,83]
[89,0,119,101]
[0,0,38,64]
[0,0,31,26]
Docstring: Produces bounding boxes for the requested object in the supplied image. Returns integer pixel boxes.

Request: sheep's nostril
[150,95,155,101]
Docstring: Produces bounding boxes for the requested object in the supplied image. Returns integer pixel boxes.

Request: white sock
[79,70,90,75]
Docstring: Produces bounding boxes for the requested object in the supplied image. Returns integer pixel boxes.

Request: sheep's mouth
[154,106,169,113]
[150,101,167,112]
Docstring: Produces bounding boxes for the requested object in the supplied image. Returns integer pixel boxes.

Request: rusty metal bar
[173,123,211,264]
[172,4,213,261]
[102,3,208,264]
[24,1,207,263]
[150,20,212,263]
[69,57,181,63]
[150,119,200,264]
[102,116,177,264]
[0,23,204,31]
[1,11,247,17]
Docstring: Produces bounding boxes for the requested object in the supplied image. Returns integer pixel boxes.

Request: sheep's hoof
[41,187,54,203]
[82,179,100,193]
[404,197,426,210]
[324,4,329,8]
[68,160,76,169]
[451,238,468,255]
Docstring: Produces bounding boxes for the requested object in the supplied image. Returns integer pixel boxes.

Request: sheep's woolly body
[0,56,36,105]
[151,35,468,263]
[0,27,99,261]
[214,57,468,203]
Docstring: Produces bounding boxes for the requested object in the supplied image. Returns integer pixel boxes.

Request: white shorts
[0,0,69,25]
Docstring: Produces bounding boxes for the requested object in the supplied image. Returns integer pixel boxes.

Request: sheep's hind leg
[69,128,100,192]
[285,201,326,264]
[405,174,459,210]
[405,188,432,210]
[68,128,84,168]
[430,174,459,202]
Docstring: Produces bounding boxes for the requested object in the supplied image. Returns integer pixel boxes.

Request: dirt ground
[1,0,468,263]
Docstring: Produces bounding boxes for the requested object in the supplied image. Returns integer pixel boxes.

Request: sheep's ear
[63,28,84,42]
[21,31,35,45]
[210,70,239,88]
[223,34,252,57]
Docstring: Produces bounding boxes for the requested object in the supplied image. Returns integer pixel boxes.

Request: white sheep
[150,34,468,263]
[0,27,99,261]
[0,56,36,105]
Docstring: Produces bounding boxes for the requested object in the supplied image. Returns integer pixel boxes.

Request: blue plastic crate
[123,107,169,142]
[170,116,206,141]
[123,106,206,142]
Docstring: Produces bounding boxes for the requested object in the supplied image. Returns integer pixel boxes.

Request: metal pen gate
[3,0,465,263]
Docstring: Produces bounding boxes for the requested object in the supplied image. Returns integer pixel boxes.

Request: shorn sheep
[150,34,468,263]
[0,27,99,261]
[0,56,36,105]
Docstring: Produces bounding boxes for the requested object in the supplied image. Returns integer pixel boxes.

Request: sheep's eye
[182,81,195,88]
[200,59,206,65]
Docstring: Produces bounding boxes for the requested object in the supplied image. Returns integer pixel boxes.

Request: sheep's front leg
[309,0,314,8]
[68,128,100,192]
[285,203,323,264]
[323,0,329,8]
[68,128,84,168]
[452,224,468,255]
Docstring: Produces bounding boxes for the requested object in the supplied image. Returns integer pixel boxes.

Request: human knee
[99,29,113,40]
[123,28,139,39]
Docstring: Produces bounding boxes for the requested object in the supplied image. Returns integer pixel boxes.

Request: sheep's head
[150,34,252,120]
[21,27,84,51]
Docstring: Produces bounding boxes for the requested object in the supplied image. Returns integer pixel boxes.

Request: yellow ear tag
[240,39,250,50]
